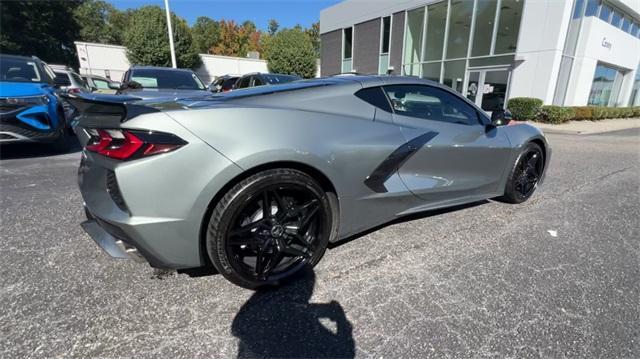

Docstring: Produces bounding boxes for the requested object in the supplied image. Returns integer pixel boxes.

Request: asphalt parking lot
[1,129,638,358]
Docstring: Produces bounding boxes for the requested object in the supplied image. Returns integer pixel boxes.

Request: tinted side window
[252,76,264,86]
[355,87,392,112]
[236,76,250,88]
[93,79,110,89]
[383,85,480,126]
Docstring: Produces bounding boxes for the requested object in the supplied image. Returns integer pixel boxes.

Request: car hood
[119,88,212,100]
[0,82,50,97]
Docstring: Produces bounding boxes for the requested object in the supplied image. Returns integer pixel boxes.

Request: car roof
[130,66,195,73]
[0,54,41,62]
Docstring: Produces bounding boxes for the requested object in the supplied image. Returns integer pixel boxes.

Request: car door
[382,84,512,205]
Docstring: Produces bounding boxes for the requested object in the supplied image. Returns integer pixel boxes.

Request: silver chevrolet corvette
[69,75,550,289]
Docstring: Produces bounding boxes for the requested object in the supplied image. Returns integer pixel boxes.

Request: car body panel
[73,75,551,269]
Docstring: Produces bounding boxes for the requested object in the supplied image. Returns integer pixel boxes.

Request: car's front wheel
[499,142,544,204]
[206,169,335,289]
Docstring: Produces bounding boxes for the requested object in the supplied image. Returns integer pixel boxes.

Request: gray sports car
[69,75,550,289]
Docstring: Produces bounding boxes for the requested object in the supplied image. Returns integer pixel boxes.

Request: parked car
[118,66,210,99]
[69,75,550,289]
[52,68,91,95]
[0,54,70,147]
[82,74,121,94]
[233,73,301,90]
[210,75,239,93]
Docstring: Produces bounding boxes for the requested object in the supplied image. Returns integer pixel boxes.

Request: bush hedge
[541,106,575,124]
[506,97,544,121]
[506,97,640,124]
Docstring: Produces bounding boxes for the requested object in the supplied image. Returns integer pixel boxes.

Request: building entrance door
[465,69,511,112]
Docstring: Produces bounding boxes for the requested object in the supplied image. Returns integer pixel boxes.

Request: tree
[191,16,219,54]
[74,0,126,45]
[212,20,241,56]
[0,0,83,66]
[305,22,320,57]
[265,28,317,78]
[123,6,200,69]
[268,19,279,36]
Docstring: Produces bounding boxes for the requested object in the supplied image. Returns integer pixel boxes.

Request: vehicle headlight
[0,95,50,106]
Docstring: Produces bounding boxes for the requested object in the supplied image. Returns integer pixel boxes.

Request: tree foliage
[210,20,261,57]
[191,16,220,54]
[74,0,126,44]
[305,22,320,57]
[268,19,280,36]
[122,6,200,69]
[265,28,316,78]
[0,0,83,66]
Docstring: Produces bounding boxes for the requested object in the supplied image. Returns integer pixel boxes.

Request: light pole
[164,0,177,68]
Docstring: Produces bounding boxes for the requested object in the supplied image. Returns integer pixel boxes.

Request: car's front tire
[206,169,335,289]
[499,142,544,204]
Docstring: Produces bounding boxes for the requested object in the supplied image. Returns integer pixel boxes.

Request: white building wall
[565,16,640,106]
[509,0,574,104]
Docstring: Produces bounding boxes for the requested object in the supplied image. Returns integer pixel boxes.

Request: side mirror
[90,86,98,92]
[108,82,121,90]
[490,109,512,127]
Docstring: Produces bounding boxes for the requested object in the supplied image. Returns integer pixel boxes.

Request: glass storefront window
[588,64,623,107]
[621,17,631,33]
[443,60,466,93]
[423,1,447,61]
[494,0,524,54]
[585,0,599,17]
[421,62,441,83]
[472,0,498,57]
[445,0,473,59]
[629,65,640,106]
[611,11,622,27]
[381,16,391,54]
[404,7,425,74]
[599,4,612,22]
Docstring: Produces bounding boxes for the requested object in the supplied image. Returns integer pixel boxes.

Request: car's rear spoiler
[62,93,159,128]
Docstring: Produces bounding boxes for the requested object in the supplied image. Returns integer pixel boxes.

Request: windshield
[130,69,205,90]
[263,74,301,85]
[0,57,43,83]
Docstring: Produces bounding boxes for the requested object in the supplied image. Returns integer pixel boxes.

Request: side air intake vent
[106,170,129,214]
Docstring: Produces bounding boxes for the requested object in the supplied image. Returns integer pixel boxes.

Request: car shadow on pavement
[0,137,81,160]
[231,267,355,359]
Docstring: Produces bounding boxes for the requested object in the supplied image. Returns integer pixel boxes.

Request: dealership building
[320,0,640,111]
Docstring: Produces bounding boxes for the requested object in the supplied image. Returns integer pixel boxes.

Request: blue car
[0,54,69,147]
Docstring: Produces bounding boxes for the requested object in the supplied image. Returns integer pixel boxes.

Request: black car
[233,73,301,90]
[210,75,239,93]
[118,66,210,99]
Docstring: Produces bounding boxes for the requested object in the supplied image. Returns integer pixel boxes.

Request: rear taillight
[85,129,187,160]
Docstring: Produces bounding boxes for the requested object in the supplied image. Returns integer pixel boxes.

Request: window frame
[381,84,486,127]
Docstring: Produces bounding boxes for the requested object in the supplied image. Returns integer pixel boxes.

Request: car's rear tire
[206,169,335,289]
[498,142,544,204]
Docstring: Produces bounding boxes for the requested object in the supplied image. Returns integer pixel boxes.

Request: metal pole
[164,0,177,68]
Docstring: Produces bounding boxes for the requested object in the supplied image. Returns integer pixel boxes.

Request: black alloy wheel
[499,142,544,204]
[207,169,334,289]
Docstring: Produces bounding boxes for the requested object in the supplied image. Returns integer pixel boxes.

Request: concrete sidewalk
[523,118,640,135]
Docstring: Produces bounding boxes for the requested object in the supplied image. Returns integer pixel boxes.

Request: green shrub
[507,97,543,121]
[571,106,593,121]
[540,105,575,124]
[591,107,608,120]
[633,107,640,117]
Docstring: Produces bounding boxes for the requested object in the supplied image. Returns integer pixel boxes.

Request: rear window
[130,69,205,90]
[54,72,71,86]
[0,57,43,83]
